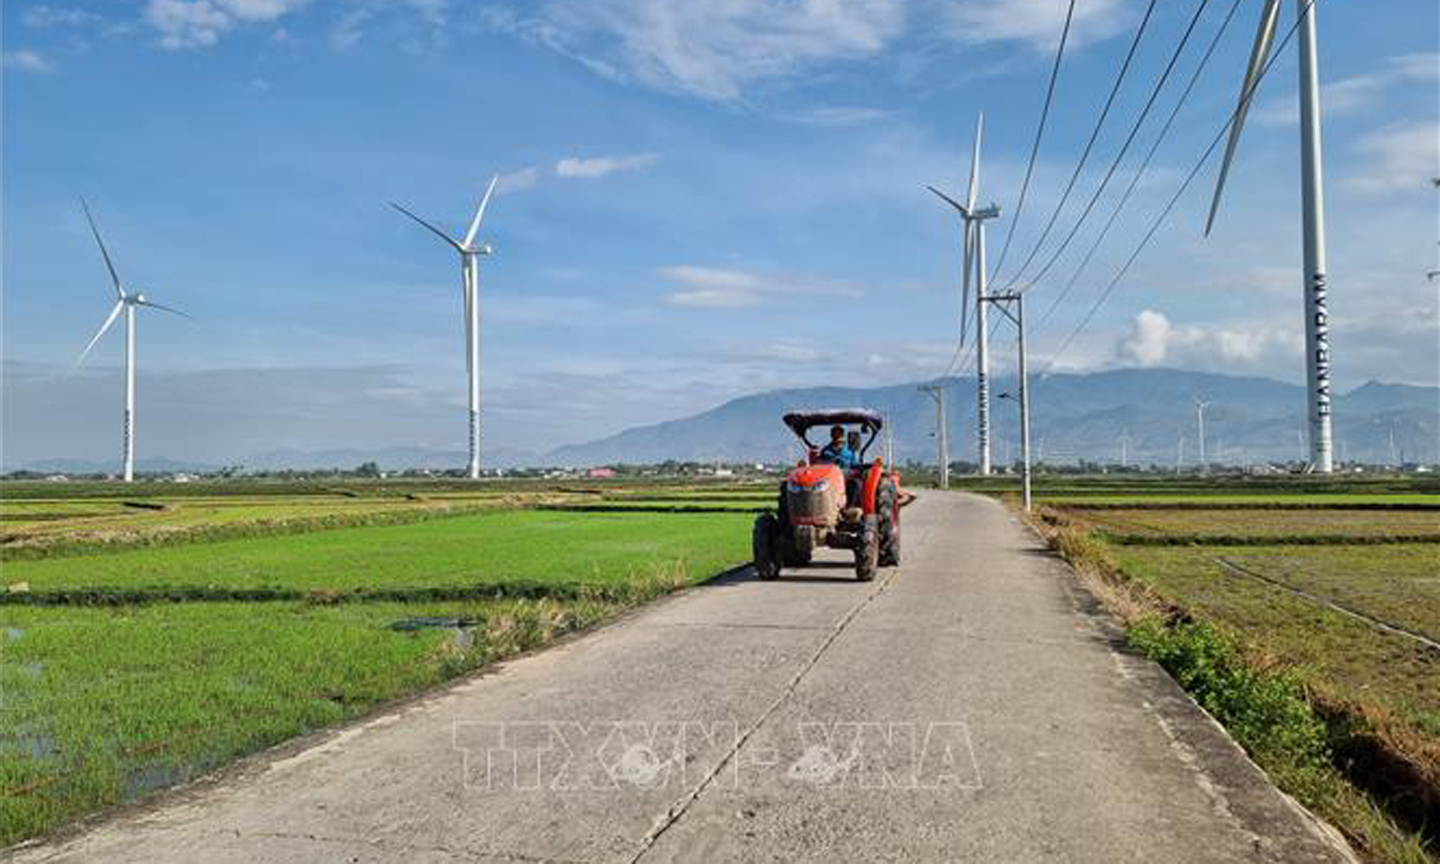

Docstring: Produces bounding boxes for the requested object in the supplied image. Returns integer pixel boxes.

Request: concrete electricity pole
[919,384,950,488]
[987,292,1032,512]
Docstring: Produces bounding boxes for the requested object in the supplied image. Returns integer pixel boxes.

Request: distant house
[45,474,69,482]
[587,467,616,479]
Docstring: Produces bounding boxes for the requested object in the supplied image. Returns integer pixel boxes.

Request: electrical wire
[989,0,1079,286]
[1033,0,1245,332]
[1015,0,1216,298]
[997,0,1161,293]
[1038,0,1319,375]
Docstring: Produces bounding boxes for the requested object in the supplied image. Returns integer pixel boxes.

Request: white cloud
[1256,53,1440,126]
[2,49,53,73]
[938,0,1131,51]
[554,152,661,178]
[499,0,907,102]
[659,265,861,308]
[144,0,308,49]
[1348,122,1439,194]
[1114,309,1305,372]
[1117,309,1170,366]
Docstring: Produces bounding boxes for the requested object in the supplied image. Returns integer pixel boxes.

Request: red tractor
[752,409,902,582]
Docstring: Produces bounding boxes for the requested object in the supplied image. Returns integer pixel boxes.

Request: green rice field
[0,479,757,846]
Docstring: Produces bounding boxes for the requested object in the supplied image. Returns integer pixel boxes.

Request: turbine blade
[74,300,125,370]
[1205,0,1281,236]
[966,113,983,211]
[925,185,969,216]
[135,298,195,320]
[463,175,499,249]
[80,199,123,298]
[390,202,461,251]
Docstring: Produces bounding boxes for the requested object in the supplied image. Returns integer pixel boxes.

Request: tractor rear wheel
[753,513,781,581]
[877,480,900,567]
[854,515,878,581]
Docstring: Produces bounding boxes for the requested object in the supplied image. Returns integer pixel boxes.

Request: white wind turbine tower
[72,200,193,483]
[928,113,1001,476]
[1206,0,1332,472]
[391,176,499,480]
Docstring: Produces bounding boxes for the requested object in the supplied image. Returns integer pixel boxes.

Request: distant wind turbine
[391,176,499,480]
[72,200,193,483]
[927,113,1001,476]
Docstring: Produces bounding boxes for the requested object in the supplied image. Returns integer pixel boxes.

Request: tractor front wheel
[753,513,782,581]
[855,515,878,581]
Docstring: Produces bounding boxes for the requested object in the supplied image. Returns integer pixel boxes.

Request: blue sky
[3,0,1436,465]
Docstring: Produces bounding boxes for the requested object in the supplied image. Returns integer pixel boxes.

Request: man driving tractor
[818,424,858,469]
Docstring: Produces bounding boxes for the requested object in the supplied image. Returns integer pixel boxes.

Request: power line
[1033,0,1245,333]
[998,0,1161,293]
[989,0,1079,285]
[1015,0,1216,298]
[1039,0,1319,374]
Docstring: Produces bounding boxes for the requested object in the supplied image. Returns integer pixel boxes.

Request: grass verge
[1028,510,1436,864]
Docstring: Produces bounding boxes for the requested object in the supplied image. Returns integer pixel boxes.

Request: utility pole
[919,384,950,488]
[985,291,1032,512]
[1195,398,1211,473]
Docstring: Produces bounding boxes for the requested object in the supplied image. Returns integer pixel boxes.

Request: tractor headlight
[789,478,830,493]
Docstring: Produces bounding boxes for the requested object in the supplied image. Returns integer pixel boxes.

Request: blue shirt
[820,442,858,469]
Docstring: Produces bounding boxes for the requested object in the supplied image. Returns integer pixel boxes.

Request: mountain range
[17,369,1437,473]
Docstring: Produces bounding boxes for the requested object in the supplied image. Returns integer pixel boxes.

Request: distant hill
[543,369,1438,468]
[18,369,1435,473]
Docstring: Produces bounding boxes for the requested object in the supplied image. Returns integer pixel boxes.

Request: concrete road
[9,493,1354,863]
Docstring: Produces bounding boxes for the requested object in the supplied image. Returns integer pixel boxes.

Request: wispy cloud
[2,49,54,73]
[144,0,309,49]
[1348,121,1439,194]
[490,0,907,102]
[555,152,661,178]
[660,265,862,309]
[21,5,99,27]
[495,154,659,192]
[788,105,891,126]
[1256,53,1440,125]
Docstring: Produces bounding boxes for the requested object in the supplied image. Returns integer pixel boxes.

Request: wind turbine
[1194,398,1212,473]
[391,175,499,480]
[72,200,193,483]
[1205,0,1332,472]
[927,113,1001,475]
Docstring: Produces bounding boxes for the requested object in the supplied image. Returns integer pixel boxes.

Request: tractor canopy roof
[783,409,884,438]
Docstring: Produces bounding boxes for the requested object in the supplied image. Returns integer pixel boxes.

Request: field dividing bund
[997,475,1440,864]
[0,481,758,846]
